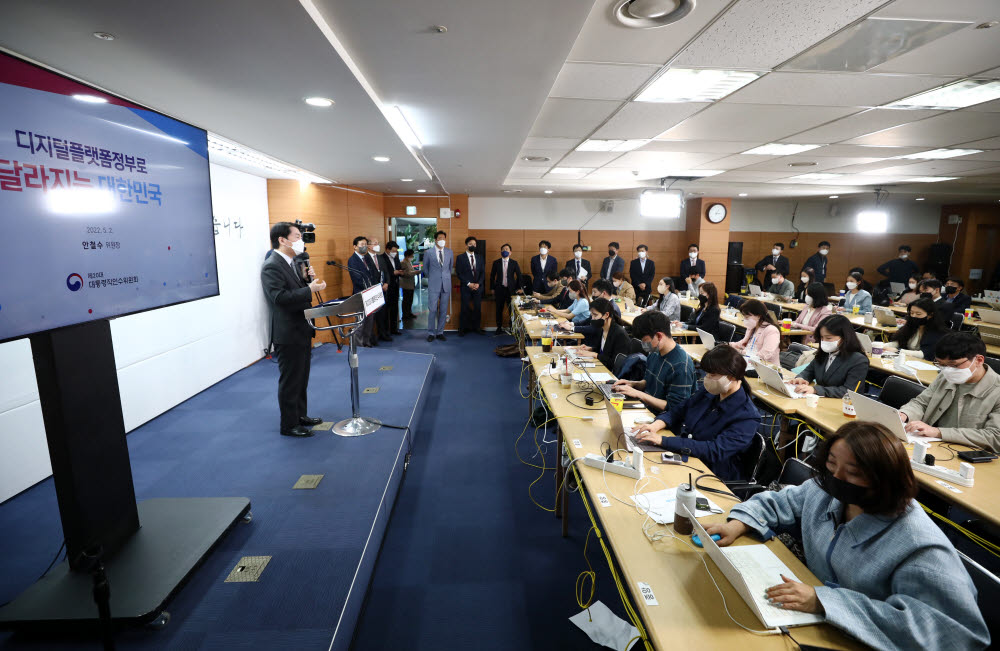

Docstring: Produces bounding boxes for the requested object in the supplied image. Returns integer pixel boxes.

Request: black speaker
[728,241,743,265]
[926,242,951,278]
[725,264,744,294]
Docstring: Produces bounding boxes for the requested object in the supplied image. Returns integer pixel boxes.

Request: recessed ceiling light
[72,94,108,103]
[400,178,413,182]
[502,189,522,193]
[417,188,427,193]
[372,156,390,162]
[738,193,748,197]
[829,195,839,199]
[915,197,925,200]
[521,155,551,162]
[894,148,983,160]
[742,143,823,156]
[635,68,763,103]
[903,176,958,183]
[792,173,842,180]
[688,191,705,196]
[544,190,554,194]
[576,139,648,152]
[788,162,818,167]
[304,97,334,107]
[549,167,593,175]
[885,79,1000,110]
[92,32,115,41]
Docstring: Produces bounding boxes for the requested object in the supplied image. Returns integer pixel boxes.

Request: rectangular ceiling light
[884,79,1000,110]
[791,173,843,180]
[639,189,682,218]
[783,18,968,73]
[902,176,959,182]
[742,143,824,156]
[549,167,594,174]
[576,139,649,152]
[668,169,723,177]
[893,148,983,160]
[635,68,763,103]
[856,210,888,233]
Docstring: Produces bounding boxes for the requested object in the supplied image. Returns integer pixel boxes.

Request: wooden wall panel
[384,195,440,218]
[940,203,1000,294]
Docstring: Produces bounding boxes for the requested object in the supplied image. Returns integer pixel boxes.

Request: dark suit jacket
[490,257,522,292]
[380,252,400,289]
[599,255,625,281]
[686,305,721,340]
[755,254,790,287]
[347,252,376,295]
[680,258,706,280]
[597,322,633,370]
[530,255,558,293]
[797,351,870,399]
[261,253,314,345]
[565,257,592,280]
[456,250,486,297]
[629,258,656,291]
[946,292,972,314]
[802,253,828,283]
[933,297,957,322]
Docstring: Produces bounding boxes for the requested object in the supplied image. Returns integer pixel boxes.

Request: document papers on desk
[569,600,639,650]
[630,488,722,525]
[572,372,614,383]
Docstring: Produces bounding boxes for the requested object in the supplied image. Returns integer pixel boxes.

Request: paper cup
[560,373,572,387]
[610,393,625,412]
[805,394,820,408]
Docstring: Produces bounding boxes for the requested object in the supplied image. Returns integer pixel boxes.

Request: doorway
[390,217,438,330]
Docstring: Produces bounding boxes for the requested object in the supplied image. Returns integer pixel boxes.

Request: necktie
[503,259,508,286]
[438,250,443,268]
[363,254,376,286]
[607,258,613,279]
[471,253,476,275]
[577,260,580,273]
[290,259,303,287]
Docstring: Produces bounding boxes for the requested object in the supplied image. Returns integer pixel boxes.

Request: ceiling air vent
[612,0,694,29]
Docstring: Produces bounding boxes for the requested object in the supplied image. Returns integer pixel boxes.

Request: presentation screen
[0,52,219,344]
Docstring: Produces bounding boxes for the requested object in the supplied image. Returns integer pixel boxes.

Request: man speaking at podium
[262,222,327,438]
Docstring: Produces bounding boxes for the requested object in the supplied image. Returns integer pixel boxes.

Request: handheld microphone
[294,251,311,284]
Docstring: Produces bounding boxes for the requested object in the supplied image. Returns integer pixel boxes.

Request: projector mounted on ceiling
[612,0,695,29]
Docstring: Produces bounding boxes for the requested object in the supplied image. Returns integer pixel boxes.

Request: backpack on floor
[494,344,521,357]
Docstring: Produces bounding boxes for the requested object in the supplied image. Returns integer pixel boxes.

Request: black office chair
[985,357,1000,375]
[680,304,693,322]
[949,313,964,331]
[725,295,744,310]
[766,303,781,321]
[958,551,1000,643]
[716,321,735,343]
[778,458,816,487]
[724,433,782,500]
[878,376,924,410]
[788,342,812,355]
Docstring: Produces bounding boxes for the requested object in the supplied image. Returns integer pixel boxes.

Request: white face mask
[819,249,829,256]
[436,239,446,248]
[772,248,781,256]
[574,251,582,259]
[743,316,758,329]
[941,364,975,385]
[900,253,908,259]
[568,291,578,300]
[390,251,397,257]
[909,282,917,289]
[805,295,814,306]
[704,375,732,396]
[773,277,783,285]
[613,281,621,288]
[658,284,667,294]
[289,239,305,255]
[372,244,381,253]
[846,281,857,290]
[539,247,548,256]
[820,339,840,353]
[638,251,647,259]
[800,276,809,284]
[689,252,698,260]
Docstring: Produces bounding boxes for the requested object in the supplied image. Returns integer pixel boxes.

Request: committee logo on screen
[66,273,83,291]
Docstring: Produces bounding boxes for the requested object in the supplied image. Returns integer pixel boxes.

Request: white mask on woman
[800,276,809,284]
[820,339,840,353]
[658,284,667,294]
[704,375,732,395]
[743,316,758,329]
[909,281,917,290]
[805,295,814,306]
[568,291,578,300]
[846,281,857,290]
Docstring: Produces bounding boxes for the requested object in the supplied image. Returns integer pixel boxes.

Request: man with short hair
[534,270,564,301]
[567,243,592,284]
[490,242,522,334]
[530,240,557,293]
[426,230,453,342]
[877,245,921,285]
[802,241,830,284]
[348,235,379,347]
[540,269,575,309]
[919,278,956,321]
[629,244,656,305]
[261,222,327,437]
[592,278,622,316]
[456,235,486,336]
[768,271,794,297]
[902,332,1000,452]
[381,241,403,335]
[611,311,695,412]
[369,237,392,342]
[755,242,790,288]
[600,241,625,281]
[944,276,971,314]
[680,243,705,286]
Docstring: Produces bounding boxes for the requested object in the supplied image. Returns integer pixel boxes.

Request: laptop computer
[696,327,716,349]
[890,282,905,296]
[687,506,825,629]
[873,307,897,326]
[986,290,1000,301]
[847,390,940,443]
[856,332,873,355]
[748,284,763,297]
[978,309,1000,325]
[606,400,662,453]
[752,360,803,399]
[578,362,616,399]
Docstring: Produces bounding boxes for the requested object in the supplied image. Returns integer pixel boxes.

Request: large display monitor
[0,51,219,344]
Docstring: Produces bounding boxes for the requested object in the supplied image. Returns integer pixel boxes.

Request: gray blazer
[424,246,454,293]
[900,366,1000,452]
[797,350,869,398]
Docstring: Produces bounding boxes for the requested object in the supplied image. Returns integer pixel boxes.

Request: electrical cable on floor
[920,503,1000,559]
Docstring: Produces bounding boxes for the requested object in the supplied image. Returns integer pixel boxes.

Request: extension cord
[583,453,644,480]
[910,461,974,487]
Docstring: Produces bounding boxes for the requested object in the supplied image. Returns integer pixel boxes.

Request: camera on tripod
[294,220,317,244]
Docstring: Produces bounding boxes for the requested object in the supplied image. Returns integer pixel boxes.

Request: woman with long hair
[683,281,721,339]
[646,276,680,321]
[884,297,949,359]
[791,283,832,344]
[789,314,870,398]
[731,298,783,364]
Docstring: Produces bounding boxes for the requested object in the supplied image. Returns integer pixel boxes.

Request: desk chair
[680,304,693,322]
[725,295,744,310]
[878,376,924,410]
[949,313,965,331]
[985,357,1000,375]
[958,551,1000,643]
[777,458,815,487]
[717,321,735,343]
[724,433,781,501]
[766,303,781,321]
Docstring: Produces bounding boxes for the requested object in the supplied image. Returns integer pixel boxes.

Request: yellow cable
[576,525,597,612]
[526,415,589,513]
[920,502,1000,559]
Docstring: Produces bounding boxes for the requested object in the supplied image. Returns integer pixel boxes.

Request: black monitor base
[0,497,250,631]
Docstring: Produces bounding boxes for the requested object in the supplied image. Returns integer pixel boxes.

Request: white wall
[0,163,272,503]
[469,196,942,234]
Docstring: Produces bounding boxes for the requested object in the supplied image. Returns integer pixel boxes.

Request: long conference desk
[523,345,862,651]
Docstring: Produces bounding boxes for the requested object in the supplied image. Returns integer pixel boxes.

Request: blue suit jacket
[600,255,625,281]
[425,246,454,293]
[455,251,486,296]
[530,255,558,293]
[347,252,376,295]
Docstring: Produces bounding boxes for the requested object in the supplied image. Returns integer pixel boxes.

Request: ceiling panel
[708,171,800,182]
[827,159,921,173]
[515,150,569,166]
[962,149,1000,162]
[979,67,1000,78]
[565,0,733,65]
[779,108,944,143]
[874,0,1000,21]
[585,167,644,181]
[807,144,932,157]
[844,111,1000,146]
[965,99,1000,113]
[548,62,658,101]
[639,140,765,154]
[695,154,776,170]
[658,104,860,142]
[558,151,627,167]
[672,0,888,69]
[865,159,1000,175]
[592,101,710,139]
[528,98,623,138]
[507,167,548,179]
[522,137,580,151]
[604,150,726,169]
[724,72,956,107]
[738,155,889,172]
[870,25,998,75]
[958,136,1000,149]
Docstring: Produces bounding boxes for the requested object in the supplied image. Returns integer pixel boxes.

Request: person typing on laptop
[883,298,948,359]
[731,299,783,365]
[611,311,694,413]
[704,422,988,651]
[567,298,631,370]
[788,315,869,398]
[900,332,1000,452]
[790,283,832,345]
[633,345,759,481]
[681,282,721,340]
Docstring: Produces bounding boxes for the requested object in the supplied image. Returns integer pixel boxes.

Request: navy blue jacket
[530,255,558,293]
[599,255,625,281]
[802,252,828,284]
[455,250,486,296]
[629,258,656,292]
[680,257,706,280]
[653,385,760,481]
[347,251,377,295]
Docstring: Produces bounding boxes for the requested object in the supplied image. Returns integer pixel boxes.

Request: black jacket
[455,250,486,296]
[680,257,706,280]
[802,253,828,284]
[797,351,870,399]
[261,253,314,345]
[596,322,633,370]
[877,258,920,285]
[945,291,972,314]
[490,257,522,292]
[629,258,656,292]
[380,252,400,289]
[755,254,790,288]
[599,255,625,281]
[565,257,592,280]
[530,255,558,293]
[686,305,721,340]
[347,252,377,295]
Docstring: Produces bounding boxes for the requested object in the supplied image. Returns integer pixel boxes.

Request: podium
[305,285,385,437]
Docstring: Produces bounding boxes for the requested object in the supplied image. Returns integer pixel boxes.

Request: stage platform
[0,344,434,650]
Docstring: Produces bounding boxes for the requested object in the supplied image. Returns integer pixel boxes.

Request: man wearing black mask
[600,241,625,280]
[455,235,486,335]
[944,276,971,314]
[918,279,956,321]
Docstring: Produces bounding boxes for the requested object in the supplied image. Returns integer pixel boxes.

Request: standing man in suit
[680,243,706,285]
[455,235,486,336]
[426,230,453,342]
[802,241,830,285]
[755,241,790,288]
[530,240,557,294]
[629,244,655,305]
[567,243,592,285]
[367,237,391,342]
[600,241,625,281]
[490,242,522,334]
[381,241,403,335]
[400,249,419,321]
[348,235,378,348]
[261,222,327,438]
